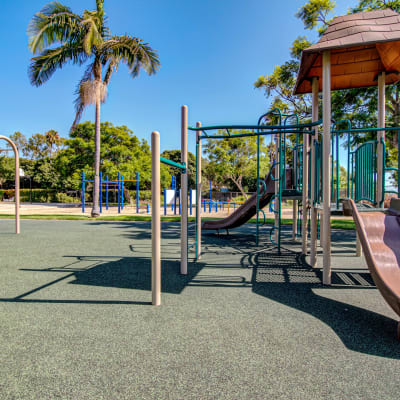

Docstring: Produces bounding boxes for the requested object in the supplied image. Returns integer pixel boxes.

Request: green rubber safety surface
[0,219,399,400]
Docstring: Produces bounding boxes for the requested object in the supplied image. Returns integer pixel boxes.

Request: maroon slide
[347,198,400,339]
[202,169,292,232]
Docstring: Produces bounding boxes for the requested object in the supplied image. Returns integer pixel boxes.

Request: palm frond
[28,1,82,54]
[29,43,88,86]
[103,58,119,85]
[81,10,103,55]
[71,63,95,131]
[100,35,160,78]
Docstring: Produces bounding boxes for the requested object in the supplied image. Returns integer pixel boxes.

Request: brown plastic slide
[347,199,400,338]
[202,169,293,232]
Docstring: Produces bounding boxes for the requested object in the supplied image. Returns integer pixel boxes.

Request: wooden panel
[308,59,383,77]
[376,41,400,71]
[332,47,379,64]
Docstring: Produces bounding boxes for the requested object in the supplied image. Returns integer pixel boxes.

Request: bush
[128,189,151,201]
[55,192,78,203]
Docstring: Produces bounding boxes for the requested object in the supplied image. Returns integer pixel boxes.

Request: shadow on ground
[2,221,399,358]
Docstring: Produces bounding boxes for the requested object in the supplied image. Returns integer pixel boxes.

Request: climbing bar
[257,209,266,226]
[332,126,400,134]
[160,157,186,171]
[188,120,321,132]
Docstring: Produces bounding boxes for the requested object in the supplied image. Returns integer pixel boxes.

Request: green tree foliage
[255,0,400,181]
[58,121,171,190]
[0,122,171,192]
[28,0,160,216]
[160,150,196,189]
[203,132,270,198]
[0,155,14,188]
[295,0,335,33]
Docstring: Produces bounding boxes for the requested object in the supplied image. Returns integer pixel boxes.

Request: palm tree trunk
[91,98,101,217]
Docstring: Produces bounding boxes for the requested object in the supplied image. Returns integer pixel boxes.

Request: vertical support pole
[196,124,202,259]
[274,134,280,243]
[106,176,109,210]
[100,172,103,214]
[15,146,20,234]
[209,180,212,213]
[336,131,339,210]
[292,147,297,241]
[118,171,121,214]
[302,127,310,254]
[164,188,167,215]
[174,186,177,215]
[377,72,385,206]
[190,188,193,215]
[179,189,181,215]
[292,200,297,240]
[82,171,85,213]
[347,132,351,198]
[121,176,124,210]
[322,50,331,285]
[136,172,140,213]
[256,131,260,246]
[310,77,319,268]
[151,131,161,306]
[181,105,188,275]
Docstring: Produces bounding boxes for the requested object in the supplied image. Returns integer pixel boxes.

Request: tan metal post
[0,136,20,234]
[274,133,280,242]
[310,78,319,267]
[322,50,332,285]
[196,122,202,259]
[292,200,297,240]
[302,125,310,254]
[151,131,161,306]
[377,72,385,206]
[292,147,297,241]
[181,106,188,275]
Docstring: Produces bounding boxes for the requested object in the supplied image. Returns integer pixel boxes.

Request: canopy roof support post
[151,131,161,306]
[322,50,331,285]
[310,78,319,267]
[302,125,310,254]
[181,105,188,275]
[274,134,280,244]
[377,72,385,206]
[196,122,202,260]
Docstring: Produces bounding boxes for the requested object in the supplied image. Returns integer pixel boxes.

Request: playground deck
[0,219,399,399]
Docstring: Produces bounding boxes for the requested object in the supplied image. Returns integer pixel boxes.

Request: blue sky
[0,0,354,154]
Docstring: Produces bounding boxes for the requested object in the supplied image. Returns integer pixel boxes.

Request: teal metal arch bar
[160,157,186,171]
[188,120,322,132]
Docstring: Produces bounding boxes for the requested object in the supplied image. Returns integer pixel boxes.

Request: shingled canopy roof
[294,9,400,94]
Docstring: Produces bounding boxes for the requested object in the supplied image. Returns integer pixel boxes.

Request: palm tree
[45,129,61,157]
[28,0,160,216]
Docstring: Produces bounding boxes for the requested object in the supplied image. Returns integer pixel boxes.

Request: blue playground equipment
[81,171,140,214]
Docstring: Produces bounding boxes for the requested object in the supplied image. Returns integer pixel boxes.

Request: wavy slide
[347,199,400,339]
[202,169,293,232]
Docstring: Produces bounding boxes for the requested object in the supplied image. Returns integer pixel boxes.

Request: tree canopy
[254,0,400,171]
[203,132,270,198]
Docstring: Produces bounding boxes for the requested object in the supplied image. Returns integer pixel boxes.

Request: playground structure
[81,171,140,214]
[0,135,19,234]
[151,10,400,339]
[151,102,400,306]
